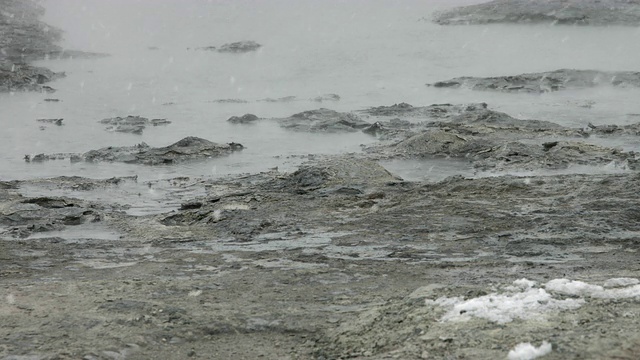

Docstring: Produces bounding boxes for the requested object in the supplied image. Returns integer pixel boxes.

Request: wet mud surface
[3,102,640,358]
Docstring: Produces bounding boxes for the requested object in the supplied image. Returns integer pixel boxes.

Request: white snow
[545,278,640,299]
[427,277,640,324]
[507,341,552,360]
[426,279,583,324]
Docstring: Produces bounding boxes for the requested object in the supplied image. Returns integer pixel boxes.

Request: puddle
[379,158,476,182]
[26,222,122,241]
[18,177,207,216]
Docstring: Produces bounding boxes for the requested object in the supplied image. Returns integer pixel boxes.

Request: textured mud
[429,69,640,94]
[25,136,244,165]
[432,0,640,26]
[3,101,640,359]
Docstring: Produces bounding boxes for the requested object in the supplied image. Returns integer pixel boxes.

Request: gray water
[3,0,640,182]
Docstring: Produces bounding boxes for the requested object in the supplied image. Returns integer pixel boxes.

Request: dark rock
[276,108,370,133]
[217,41,262,53]
[151,118,171,126]
[0,62,65,92]
[99,115,171,135]
[228,114,259,124]
[360,102,489,120]
[362,122,385,136]
[449,109,562,129]
[429,69,640,93]
[36,118,63,126]
[432,0,640,26]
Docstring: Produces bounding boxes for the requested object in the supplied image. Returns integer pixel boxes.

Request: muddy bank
[25,136,244,165]
[3,101,640,359]
[429,69,640,94]
[432,0,640,26]
[0,61,65,93]
[3,155,640,359]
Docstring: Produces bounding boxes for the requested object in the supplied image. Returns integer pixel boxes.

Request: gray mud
[4,101,640,359]
[429,69,640,94]
[432,0,640,26]
[25,136,244,165]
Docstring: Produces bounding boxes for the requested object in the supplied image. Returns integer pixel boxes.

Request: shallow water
[3,0,640,181]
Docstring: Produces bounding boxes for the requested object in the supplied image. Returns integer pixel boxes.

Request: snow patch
[507,341,552,360]
[545,278,640,299]
[427,279,583,324]
[427,278,640,324]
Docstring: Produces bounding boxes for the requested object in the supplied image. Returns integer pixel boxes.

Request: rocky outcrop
[0,194,105,238]
[99,116,171,135]
[275,109,370,133]
[432,0,640,26]
[227,114,259,124]
[194,41,262,53]
[429,69,640,93]
[26,137,244,165]
[217,41,262,53]
[0,61,64,92]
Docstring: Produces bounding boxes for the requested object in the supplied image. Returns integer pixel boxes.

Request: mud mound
[450,109,562,129]
[276,109,370,132]
[430,69,640,93]
[27,137,243,165]
[278,157,401,192]
[392,131,493,158]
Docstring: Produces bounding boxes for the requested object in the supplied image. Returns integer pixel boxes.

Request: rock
[449,109,562,129]
[82,137,243,165]
[36,118,63,126]
[151,118,171,126]
[217,41,262,53]
[276,108,370,133]
[228,114,259,124]
[99,116,171,135]
[362,122,385,136]
[44,98,60,102]
[0,61,65,92]
[432,0,640,26]
[312,94,341,102]
[429,69,640,93]
[360,102,489,119]
[25,137,243,165]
